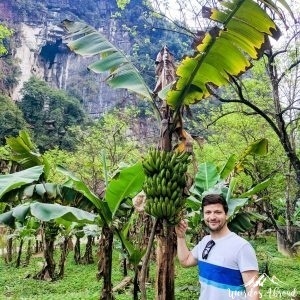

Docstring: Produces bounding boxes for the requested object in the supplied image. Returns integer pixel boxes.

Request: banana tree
[0,131,85,279]
[0,166,97,279]
[0,131,145,296]
[0,145,99,278]
[58,162,145,300]
[61,1,290,298]
[188,138,270,235]
[6,216,39,268]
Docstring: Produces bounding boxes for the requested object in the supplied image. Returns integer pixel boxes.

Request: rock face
[1,0,135,117]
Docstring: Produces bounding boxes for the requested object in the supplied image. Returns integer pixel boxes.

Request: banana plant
[188,138,269,233]
[0,201,97,227]
[0,131,145,291]
[5,216,39,268]
[0,131,99,280]
[58,162,145,300]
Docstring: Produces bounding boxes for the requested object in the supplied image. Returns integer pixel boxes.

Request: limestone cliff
[0,0,136,117]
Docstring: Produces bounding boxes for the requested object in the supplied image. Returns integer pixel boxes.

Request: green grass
[249,236,300,300]
[0,235,299,300]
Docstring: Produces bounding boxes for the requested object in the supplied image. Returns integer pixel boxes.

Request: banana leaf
[6,130,51,178]
[57,165,112,223]
[193,162,220,194]
[0,166,43,199]
[219,154,238,180]
[240,178,271,197]
[0,202,97,227]
[62,20,153,101]
[105,162,145,218]
[166,0,283,109]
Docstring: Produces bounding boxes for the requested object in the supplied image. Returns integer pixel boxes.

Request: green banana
[143,149,191,222]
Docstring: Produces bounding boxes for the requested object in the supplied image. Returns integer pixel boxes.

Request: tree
[61,0,289,298]
[207,18,300,252]
[0,95,28,145]
[58,159,145,300]
[0,57,21,95]
[0,24,12,56]
[19,77,88,152]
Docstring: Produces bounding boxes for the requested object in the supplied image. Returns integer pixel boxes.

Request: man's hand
[175,219,197,267]
[175,219,188,238]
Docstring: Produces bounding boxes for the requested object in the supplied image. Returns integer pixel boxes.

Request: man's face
[203,203,227,232]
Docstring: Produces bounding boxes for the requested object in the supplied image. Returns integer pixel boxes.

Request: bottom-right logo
[229,273,298,299]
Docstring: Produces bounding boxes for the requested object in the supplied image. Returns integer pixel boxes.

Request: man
[175,194,260,300]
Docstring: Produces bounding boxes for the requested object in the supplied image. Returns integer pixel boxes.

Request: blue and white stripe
[199,261,245,292]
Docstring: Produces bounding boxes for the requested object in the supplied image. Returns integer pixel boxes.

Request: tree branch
[208,81,281,138]
[278,59,300,83]
[145,6,195,37]
[269,30,300,60]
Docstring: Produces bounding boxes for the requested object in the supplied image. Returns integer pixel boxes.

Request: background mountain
[0,0,192,117]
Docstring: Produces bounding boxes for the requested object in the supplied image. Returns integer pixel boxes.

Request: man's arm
[242,270,260,300]
[175,220,197,267]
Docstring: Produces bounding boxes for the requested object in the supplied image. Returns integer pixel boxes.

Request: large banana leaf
[0,202,96,227]
[228,211,266,233]
[218,154,237,180]
[57,165,112,223]
[240,178,271,197]
[0,166,43,199]
[192,162,220,194]
[6,130,50,177]
[105,162,145,218]
[61,20,153,101]
[166,0,283,109]
[227,197,249,217]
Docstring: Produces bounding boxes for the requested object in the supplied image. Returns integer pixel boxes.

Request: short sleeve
[191,243,199,260]
[237,242,259,272]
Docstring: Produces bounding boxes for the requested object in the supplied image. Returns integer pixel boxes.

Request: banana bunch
[142,148,191,225]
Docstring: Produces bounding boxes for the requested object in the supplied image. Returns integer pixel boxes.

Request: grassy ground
[0,235,299,300]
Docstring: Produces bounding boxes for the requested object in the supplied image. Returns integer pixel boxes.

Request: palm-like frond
[166,0,282,109]
[61,20,153,101]
[6,130,50,177]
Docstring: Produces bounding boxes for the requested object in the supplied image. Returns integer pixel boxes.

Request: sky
[151,0,299,31]
[151,0,205,29]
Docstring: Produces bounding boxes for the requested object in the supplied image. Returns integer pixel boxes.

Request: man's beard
[206,220,227,232]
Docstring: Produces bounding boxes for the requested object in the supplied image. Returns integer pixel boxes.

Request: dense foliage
[19,77,88,152]
[0,94,27,145]
[0,57,21,94]
[0,24,12,56]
